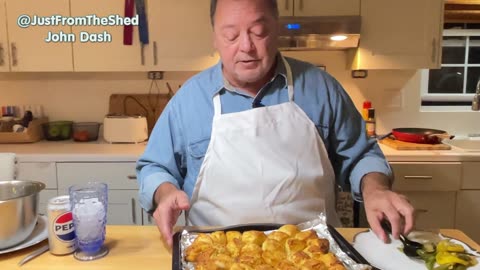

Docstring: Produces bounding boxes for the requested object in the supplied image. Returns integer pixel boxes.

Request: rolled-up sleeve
[136,98,186,212]
[328,78,392,202]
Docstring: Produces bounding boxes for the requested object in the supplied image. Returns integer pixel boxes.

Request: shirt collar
[211,53,288,97]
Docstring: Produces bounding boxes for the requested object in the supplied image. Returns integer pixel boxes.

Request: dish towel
[0,152,16,180]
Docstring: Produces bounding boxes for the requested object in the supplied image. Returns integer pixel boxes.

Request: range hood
[278,16,361,51]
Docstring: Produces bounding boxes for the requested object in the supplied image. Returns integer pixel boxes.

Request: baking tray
[172,223,377,270]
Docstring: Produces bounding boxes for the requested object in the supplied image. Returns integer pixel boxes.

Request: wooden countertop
[1,226,479,270]
[2,140,480,163]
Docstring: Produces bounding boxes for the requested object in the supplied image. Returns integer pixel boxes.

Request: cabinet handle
[403,176,433,180]
[153,41,157,66]
[11,43,17,67]
[131,198,137,224]
[127,175,137,180]
[0,43,4,66]
[431,38,437,64]
[416,209,429,214]
[285,0,289,11]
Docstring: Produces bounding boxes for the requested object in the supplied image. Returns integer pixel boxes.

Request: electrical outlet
[148,71,163,80]
[384,88,403,109]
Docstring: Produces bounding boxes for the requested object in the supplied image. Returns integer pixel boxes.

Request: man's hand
[152,183,190,247]
[361,172,415,243]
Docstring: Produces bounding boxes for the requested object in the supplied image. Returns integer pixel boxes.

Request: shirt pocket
[187,138,211,176]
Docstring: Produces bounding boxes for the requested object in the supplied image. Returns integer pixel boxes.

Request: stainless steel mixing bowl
[0,180,45,249]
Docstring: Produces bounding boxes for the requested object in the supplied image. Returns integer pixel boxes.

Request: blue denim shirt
[136,55,392,212]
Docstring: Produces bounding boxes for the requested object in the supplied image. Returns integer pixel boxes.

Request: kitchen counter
[1,140,480,163]
[1,226,479,270]
[0,140,146,162]
[379,144,480,162]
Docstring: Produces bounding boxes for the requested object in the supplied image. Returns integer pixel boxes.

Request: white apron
[187,56,340,227]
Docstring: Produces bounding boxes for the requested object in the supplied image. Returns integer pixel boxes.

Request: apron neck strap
[281,55,294,102]
[213,55,294,116]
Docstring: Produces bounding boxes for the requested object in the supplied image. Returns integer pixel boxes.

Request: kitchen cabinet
[389,162,462,192]
[278,0,360,16]
[56,162,143,225]
[455,162,480,243]
[71,0,218,72]
[389,162,461,230]
[349,0,444,69]
[4,0,73,71]
[401,191,456,229]
[143,210,186,227]
[146,0,219,71]
[70,0,149,72]
[17,162,58,215]
[0,0,9,72]
[456,191,480,243]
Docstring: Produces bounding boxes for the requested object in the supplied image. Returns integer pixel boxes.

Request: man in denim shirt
[137,0,414,247]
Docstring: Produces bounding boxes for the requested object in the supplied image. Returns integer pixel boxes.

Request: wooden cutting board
[380,137,451,150]
[109,93,172,135]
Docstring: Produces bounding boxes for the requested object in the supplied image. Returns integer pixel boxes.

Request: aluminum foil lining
[179,214,372,270]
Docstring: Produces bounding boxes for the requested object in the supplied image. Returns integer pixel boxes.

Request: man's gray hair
[210,0,279,26]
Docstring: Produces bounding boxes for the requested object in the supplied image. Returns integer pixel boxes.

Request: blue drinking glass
[69,182,109,261]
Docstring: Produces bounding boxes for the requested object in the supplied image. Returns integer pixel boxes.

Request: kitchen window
[422,23,480,108]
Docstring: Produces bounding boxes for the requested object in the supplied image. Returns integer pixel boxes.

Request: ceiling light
[330,35,348,41]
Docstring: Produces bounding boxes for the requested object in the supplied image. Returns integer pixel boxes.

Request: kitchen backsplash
[0,51,479,136]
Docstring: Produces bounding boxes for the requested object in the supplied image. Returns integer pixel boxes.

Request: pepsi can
[47,195,76,255]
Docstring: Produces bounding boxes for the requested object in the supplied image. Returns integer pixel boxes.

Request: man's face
[213,0,279,86]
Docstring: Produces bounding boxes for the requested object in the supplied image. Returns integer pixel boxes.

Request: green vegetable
[48,126,60,137]
[426,256,436,270]
[414,239,478,270]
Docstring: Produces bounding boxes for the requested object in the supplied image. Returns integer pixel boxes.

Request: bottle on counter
[362,101,372,121]
[366,108,376,138]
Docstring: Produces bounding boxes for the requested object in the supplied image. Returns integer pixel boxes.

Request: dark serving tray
[172,223,378,270]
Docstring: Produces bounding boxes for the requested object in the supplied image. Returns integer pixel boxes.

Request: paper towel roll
[0,152,16,180]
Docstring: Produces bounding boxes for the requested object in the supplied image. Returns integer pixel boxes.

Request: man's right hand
[152,182,190,247]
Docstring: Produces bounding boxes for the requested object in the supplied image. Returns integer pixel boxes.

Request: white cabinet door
[108,190,142,225]
[0,0,9,71]
[389,162,462,192]
[350,0,443,69]
[143,210,186,227]
[278,0,294,16]
[294,0,360,16]
[147,0,219,71]
[5,0,73,71]
[57,162,138,190]
[57,189,142,225]
[70,0,149,71]
[57,162,142,225]
[456,191,480,243]
[402,191,456,230]
[38,189,58,215]
[17,162,57,189]
[461,162,480,189]
[16,162,58,215]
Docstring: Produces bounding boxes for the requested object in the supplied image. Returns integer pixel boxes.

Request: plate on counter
[0,215,48,255]
[353,229,480,270]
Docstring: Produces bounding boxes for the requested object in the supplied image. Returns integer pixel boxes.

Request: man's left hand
[361,172,415,243]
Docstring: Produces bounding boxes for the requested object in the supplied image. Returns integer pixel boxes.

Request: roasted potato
[184,224,347,270]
